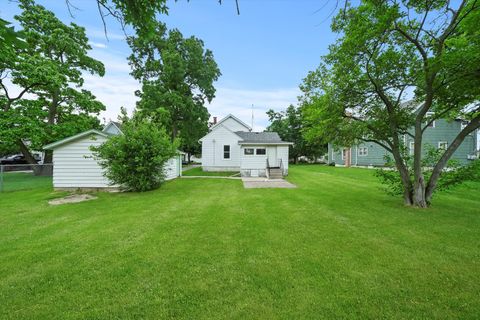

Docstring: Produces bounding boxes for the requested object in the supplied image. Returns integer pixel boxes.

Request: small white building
[199,114,292,177]
[44,122,183,190]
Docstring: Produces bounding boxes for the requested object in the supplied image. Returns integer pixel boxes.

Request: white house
[43,122,183,190]
[199,114,292,177]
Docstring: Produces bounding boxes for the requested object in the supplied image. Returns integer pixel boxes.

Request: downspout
[212,139,216,166]
[355,145,358,166]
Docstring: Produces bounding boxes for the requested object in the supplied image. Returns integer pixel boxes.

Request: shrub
[375,145,480,199]
[92,119,178,192]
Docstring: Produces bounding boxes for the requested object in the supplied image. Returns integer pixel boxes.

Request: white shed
[44,123,183,190]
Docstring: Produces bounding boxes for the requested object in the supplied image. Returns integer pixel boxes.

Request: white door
[268,147,277,167]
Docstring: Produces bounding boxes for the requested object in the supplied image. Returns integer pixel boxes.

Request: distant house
[44,122,183,190]
[328,117,479,167]
[199,114,293,177]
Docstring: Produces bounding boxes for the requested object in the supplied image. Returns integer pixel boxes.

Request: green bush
[91,119,178,192]
[375,145,480,199]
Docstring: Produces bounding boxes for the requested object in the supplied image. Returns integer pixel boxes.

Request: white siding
[219,117,250,132]
[239,145,290,176]
[52,134,181,189]
[277,146,289,174]
[240,145,268,177]
[52,134,112,188]
[164,155,181,180]
[201,125,241,171]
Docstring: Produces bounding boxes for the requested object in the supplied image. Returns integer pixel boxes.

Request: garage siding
[52,133,181,189]
[52,134,112,188]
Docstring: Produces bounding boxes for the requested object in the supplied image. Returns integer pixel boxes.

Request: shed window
[256,148,266,155]
[244,148,254,155]
[223,145,230,159]
[358,147,368,156]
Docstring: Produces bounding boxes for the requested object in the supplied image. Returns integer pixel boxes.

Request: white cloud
[89,41,107,49]
[82,73,139,123]
[86,28,126,41]
[207,87,301,131]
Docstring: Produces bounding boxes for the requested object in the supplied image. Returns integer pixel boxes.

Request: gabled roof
[210,114,252,132]
[43,130,108,150]
[235,131,293,145]
[103,121,123,134]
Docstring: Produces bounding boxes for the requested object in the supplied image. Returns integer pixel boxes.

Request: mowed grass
[0,165,479,319]
[1,172,52,192]
[182,166,239,176]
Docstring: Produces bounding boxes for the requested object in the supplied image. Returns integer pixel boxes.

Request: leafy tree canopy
[0,0,106,164]
[128,21,221,153]
[266,105,326,163]
[301,0,480,207]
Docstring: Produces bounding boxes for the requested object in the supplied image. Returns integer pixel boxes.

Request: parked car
[0,154,39,165]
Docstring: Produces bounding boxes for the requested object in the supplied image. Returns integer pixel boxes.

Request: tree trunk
[389,142,414,206]
[188,153,191,163]
[17,139,37,165]
[412,117,428,208]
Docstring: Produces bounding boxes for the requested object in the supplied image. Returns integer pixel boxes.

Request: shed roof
[235,131,293,145]
[43,130,108,150]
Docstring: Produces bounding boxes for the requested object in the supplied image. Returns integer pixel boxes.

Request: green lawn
[1,171,52,192]
[1,165,479,319]
[182,166,239,176]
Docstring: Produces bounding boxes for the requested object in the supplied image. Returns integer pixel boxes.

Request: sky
[1,0,340,131]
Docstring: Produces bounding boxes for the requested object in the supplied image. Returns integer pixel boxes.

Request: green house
[328,118,479,167]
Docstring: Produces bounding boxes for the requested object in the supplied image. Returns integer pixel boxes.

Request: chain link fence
[0,164,53,192]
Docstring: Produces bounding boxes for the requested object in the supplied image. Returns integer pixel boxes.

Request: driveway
[242,177,297,189]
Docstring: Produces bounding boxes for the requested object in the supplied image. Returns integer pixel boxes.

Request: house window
[358,147,368,156]
[256,148,266,155]
[426,112,435,128]
[438,141,448,150]
[244,148,254,155]
[409,141,415,155]
[461,121,468,130]
[223,145,230,159]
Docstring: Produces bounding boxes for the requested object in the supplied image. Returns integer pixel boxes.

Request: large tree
[128,21,221,153]
[302,0,480,207]
[0,0,106,164]
[266,105,326,163]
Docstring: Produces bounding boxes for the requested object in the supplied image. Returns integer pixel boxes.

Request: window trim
[425,112,436,128]
[438,141,448,150]
[255,148,266,155]
[358,147,368,156]
[223,145,231,160]
[244,148,254,156]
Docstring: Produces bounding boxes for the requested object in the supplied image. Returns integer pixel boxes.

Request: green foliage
[300,1,480,206]
[92,117,178,192]
[128,22,221,149]
[376,145,480,199]
[266,105,326,162]
[0,0,106,163]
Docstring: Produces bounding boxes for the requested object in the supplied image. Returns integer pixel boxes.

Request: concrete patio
[242,177,297,189]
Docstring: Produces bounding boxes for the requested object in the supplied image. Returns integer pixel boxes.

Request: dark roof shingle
[235,131,288,144]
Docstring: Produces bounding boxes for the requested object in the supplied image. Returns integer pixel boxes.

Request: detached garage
[43,122,183,191]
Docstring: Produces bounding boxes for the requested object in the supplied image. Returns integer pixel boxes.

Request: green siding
[328,119,478,166]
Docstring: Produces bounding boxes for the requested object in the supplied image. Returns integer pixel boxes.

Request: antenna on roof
[251,104,254,131]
